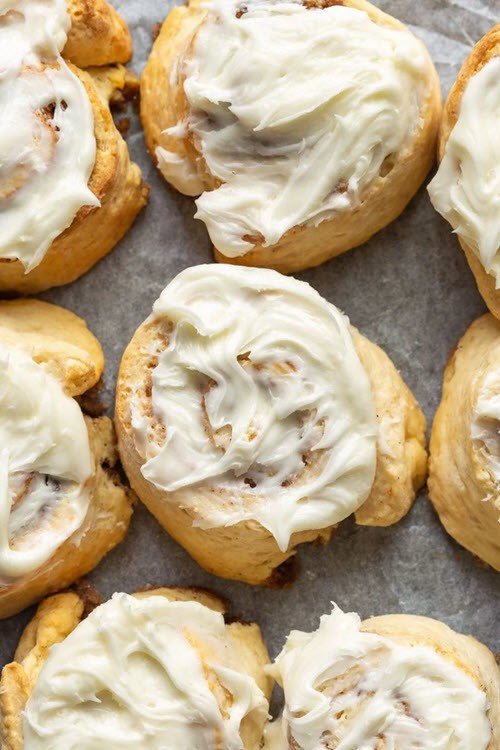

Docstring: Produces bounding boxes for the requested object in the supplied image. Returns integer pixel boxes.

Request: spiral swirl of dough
[158,0,430,257]
[0,347,92,581]
[429,314,500,570]
[0,0,98,271]
[23,593,269,750]
[269,607,493,750]
[130,264,377,551]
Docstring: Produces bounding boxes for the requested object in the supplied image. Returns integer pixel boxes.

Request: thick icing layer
[0,347,92,580]
[131,265,377,551]
[159,0,429,256]
[0,0,69,65]
[0,0,99,271]
[269,606,492,750]
[24,592,268,749]
[428,58,500,286]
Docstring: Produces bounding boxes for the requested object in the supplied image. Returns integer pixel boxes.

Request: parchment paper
[1,0,499,676]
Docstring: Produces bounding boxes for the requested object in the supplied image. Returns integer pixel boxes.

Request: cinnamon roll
[0,586,272,749]
[0,0,148,294]
[428,26,500,320]
[267,605,499,749]
[116,265,427,585]
[141,0,441,274]
[429,314,500,570]
[0,299,133,618]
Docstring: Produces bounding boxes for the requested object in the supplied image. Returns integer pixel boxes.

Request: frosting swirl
[0,347,92,581]
[428,57,500,286]
[130,265,377,551]
[0,0,99,271]
[269,607,492,750]
[159,0,429,256]
[23,592,269,749]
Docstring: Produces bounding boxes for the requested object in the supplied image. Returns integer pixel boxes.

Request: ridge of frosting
[23,592,269,749]
[130,264,377,552]
[0,0,99,271]
[0,346,92,580]
[428,57,500,286]
[268,606,492,750]
[158,0,429,256]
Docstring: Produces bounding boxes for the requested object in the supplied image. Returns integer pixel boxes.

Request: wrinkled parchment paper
[1,0,498,675]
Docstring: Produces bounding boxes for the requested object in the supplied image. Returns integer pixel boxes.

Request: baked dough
[429,314,500,570]
[141,0,441,273]
[0,299,133,619]
[0,0,148,294]
[63,0,132,67]
[428,26,500,319]
[0,586,272,749]
[115,265,426,585]
[268,606,499,749]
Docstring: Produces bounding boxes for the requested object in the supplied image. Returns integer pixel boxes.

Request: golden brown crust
[352,329,427,526]
[437,25,500,319]
[63,0,132,68]
[0,301,134,618]
[0,587,272,750]
[0,591,83,750]
[0,299,103,397]
[0,65,148,294]
[362,614,500,749]
[115,317,426,586]
[428,314,500,570]
[140,0,441,273]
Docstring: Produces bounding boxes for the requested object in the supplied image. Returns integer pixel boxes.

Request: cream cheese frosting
[0,0,70,65]
[428,57,500,286]
[23,592,269,750]
[158,0,429,256]
[0,347,92,581]
[268,606,492,750]
[130,265,377,552]
[0,0,99,271]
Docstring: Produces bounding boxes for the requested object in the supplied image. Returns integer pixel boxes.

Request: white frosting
[0,0,69,66]
[0,0,99,271]
[269,606,492,750]
[0,347,92,581]
[131,265,377,551]
[472,370,500,498]
[428,57,500,286]
[157,144,205,196]
[159,0,429,257]
[24,592,269,750]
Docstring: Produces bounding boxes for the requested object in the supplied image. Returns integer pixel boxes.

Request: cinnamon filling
[0,90,58,201]
[8,471,70,548]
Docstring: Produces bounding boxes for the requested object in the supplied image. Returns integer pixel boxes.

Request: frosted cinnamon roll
[0,0,148,294]
[0,299,133,618]
[141,0,441,274]
[428,26,500,320]
[267,606,499,750]
[116,265,426,585]
[429,314,500,570]
[0,586,272,749]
